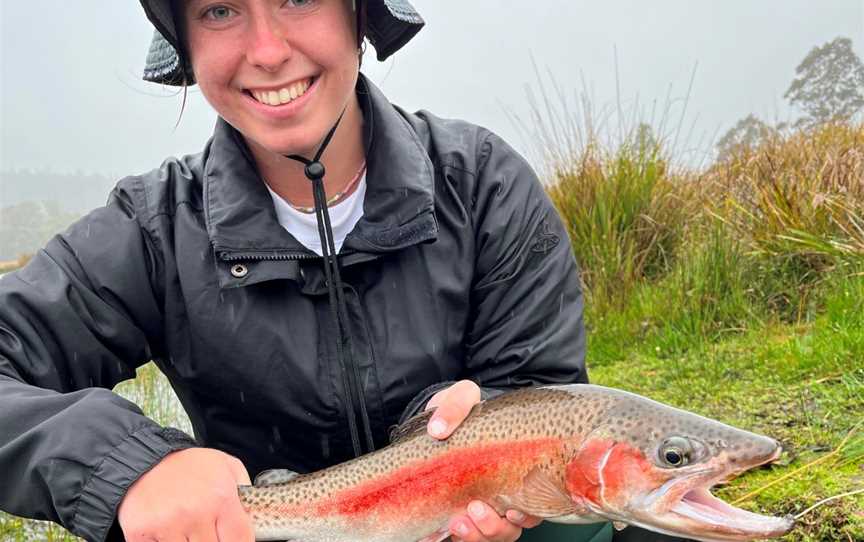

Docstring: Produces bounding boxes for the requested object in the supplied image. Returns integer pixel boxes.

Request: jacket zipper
[218,250,317,262]
[218,249,373,455]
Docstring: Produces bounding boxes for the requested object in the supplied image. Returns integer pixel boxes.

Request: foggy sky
[1,1,862,181]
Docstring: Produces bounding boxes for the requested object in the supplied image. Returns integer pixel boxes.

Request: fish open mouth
[670,487,794,539]
[636,448,795,541]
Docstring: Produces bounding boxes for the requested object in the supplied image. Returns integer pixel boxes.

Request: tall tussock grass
[706,121,864,321]
[546,133,699,311]
[537,86,864,344]
[712,121,864,263]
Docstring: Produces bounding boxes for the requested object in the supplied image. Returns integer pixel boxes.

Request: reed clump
[546,133,702,311]
[547,118,864,326]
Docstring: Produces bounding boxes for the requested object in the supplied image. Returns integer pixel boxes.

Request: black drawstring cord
[286,109,376,457]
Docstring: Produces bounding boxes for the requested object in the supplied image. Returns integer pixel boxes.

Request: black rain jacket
[0,75,587,541]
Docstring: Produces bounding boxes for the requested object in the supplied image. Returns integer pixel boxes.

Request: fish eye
[664,448,685,465]
[659,437,693,468]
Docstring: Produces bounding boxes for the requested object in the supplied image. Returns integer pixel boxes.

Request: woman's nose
[245,16,293,72]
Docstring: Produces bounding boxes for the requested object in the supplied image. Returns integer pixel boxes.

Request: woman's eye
[286,0,315,7]
[203,5,234,20]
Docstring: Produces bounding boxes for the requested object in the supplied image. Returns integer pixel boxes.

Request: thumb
[426,380,482,440]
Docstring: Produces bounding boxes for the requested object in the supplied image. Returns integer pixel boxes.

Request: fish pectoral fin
[254,468,300,486]
[613,521,628,531]
[507,466,585,518]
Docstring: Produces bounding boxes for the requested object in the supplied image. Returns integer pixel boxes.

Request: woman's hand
[118,447,255,542]
[425,380,542,542]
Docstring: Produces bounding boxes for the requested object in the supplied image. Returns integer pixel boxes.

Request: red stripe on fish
[319,438,563,518]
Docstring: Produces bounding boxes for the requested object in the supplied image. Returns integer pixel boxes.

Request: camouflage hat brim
[140,0,424,86]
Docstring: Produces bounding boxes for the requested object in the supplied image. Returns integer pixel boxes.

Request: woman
[0,1,596,541]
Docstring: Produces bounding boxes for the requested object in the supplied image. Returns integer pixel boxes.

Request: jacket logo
[530,219,560,254]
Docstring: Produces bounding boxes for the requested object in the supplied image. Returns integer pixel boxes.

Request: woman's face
[183,0,359,156]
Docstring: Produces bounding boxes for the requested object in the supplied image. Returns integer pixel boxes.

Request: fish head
[559,386,794,541]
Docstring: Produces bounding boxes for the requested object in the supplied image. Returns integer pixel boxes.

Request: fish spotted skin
[239,384,794,542]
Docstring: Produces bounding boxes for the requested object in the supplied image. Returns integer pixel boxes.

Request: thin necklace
[287,160,366,214]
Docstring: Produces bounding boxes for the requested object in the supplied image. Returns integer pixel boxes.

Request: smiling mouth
[246,77,315,106]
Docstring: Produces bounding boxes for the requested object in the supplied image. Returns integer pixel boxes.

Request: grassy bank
[588,272,864,541]
[2,120,863,540]
[546,118,864,540]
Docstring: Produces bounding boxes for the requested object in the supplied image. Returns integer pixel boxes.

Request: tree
[715,114,778,162]
[785,37,864,128]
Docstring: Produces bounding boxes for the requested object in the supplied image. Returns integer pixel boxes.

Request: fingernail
[508,510,526,523]
[468,501,486,519]
[428,418,447,437]
[456,521,470,536]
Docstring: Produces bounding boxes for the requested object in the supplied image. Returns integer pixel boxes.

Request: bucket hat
[140,0,424,85]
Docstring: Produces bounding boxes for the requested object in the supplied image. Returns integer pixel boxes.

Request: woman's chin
[244,132,321,161]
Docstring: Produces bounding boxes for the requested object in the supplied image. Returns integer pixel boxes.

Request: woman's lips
[242,76,320,119]
[248,77,314,106]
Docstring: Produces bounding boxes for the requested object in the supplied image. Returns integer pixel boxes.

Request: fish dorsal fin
[254,468,300,486]
[507,466,582,518]
[390,409,435,443]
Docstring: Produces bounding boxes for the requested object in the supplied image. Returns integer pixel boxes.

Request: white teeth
[250,78,312,106]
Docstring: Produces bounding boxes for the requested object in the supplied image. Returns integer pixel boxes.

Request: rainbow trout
[240,384,794,541]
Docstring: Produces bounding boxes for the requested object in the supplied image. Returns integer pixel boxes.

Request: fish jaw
[616,445,795,541]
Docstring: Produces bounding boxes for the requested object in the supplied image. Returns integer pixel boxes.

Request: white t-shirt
[266,175,366,256]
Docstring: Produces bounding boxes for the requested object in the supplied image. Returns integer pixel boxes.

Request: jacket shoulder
[396,107,497,176]
[397,107,540,213]
[115,145,209,226]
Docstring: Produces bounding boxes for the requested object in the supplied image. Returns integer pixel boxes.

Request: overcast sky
[1,1,862,181]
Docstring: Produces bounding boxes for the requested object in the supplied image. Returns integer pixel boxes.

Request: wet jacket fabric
[0,74,587,541]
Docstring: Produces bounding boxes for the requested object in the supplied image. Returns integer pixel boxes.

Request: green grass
[586,260,864,542]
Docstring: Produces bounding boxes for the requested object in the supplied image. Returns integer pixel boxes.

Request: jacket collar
[203,73,437,261]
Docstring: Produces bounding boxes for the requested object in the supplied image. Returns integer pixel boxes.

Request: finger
[467,501,522,541]
[223,454,252,485]
[449,514,489,542]
[505,510,543,529]
[215,500,256,542]
[427,380,481,439]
